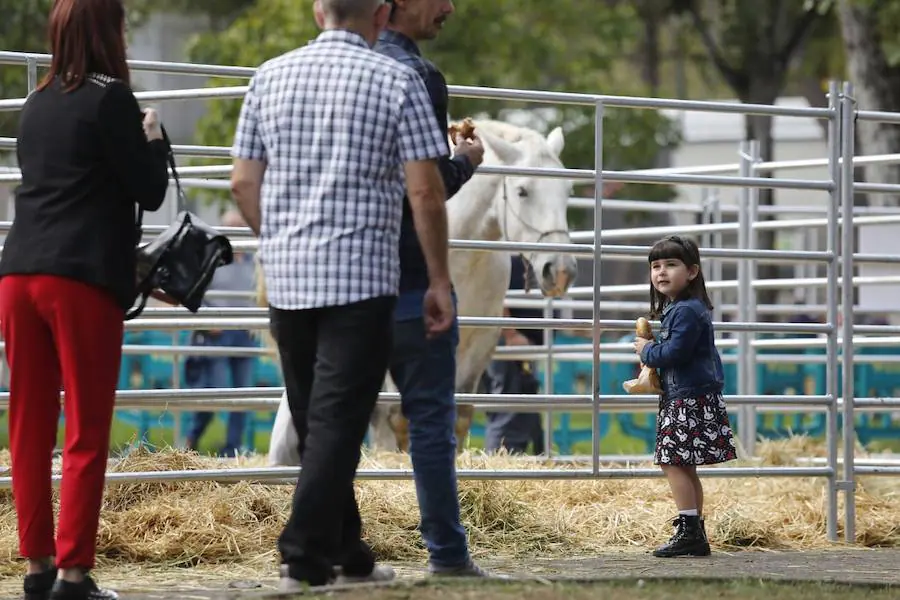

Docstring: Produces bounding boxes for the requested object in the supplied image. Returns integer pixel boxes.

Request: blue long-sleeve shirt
[374,29,475,319]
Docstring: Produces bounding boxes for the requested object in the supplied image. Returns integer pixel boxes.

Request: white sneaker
[278,564,332,591]
[334,564,396,585]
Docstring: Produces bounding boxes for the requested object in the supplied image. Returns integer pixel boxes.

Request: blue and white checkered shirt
[231,29,448,310]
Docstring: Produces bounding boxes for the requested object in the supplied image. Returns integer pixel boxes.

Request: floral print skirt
[654,392,738,466]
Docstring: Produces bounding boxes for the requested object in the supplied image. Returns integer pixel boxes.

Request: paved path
[3,549,897,599]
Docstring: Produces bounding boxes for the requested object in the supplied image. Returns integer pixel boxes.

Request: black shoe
[652,515,711,558]
[24,566,58,600]
[48,575,118,600]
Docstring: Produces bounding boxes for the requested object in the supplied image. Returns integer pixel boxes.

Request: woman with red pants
[0,1,169,598]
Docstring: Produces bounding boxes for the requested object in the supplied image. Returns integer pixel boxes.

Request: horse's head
[477,121,578,298]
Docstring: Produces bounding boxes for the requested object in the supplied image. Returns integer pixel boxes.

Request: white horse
[266,119,578,465]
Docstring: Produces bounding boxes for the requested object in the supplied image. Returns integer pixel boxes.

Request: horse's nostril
[542,262,554,281]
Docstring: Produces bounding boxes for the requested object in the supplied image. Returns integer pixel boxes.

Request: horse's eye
[517,186,528,198]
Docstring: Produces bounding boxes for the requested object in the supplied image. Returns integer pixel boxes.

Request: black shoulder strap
[135,123,182,234]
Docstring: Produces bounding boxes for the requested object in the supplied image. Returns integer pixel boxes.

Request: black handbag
[125,126,234,320]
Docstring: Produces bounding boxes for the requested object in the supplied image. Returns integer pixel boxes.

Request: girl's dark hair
[647,235,713,318]
[37,0,130,93]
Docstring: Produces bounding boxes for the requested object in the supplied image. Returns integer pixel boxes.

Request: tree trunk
[639,5,661,95]
[740,83,780,306]
[838,0,900,207]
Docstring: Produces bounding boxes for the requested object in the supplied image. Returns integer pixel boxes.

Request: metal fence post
[745,140,760,456]
[543,298,555,457]
[824,80,841,542]
[711,192,724,327]
[591,100,605,476]
[840,81,858,542]
[26,57,37,93]
[737,141,755,454]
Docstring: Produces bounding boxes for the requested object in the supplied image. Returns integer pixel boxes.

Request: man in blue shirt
[375,0,502,579]
[483,255,547,455]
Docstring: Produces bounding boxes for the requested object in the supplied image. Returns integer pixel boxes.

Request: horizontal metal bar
[498,348,900,365]
[0,50,258,78]
[854,182,900,195]
[855,109,900,125]
[110,315,834,334]
[448,239,593,255]
[589,244,832,264]
[0,86,251,112]
[545,273,900,297]
[605,170,833,191]
[0,387,836,410]
[0,465,834,488]
[573,197,704,213]
[573,213,900,243]
[448,84,835,118]
[0,342,271,358]
[631,152,900,177]
[505,298,900,315]
[853,398,900,409]
[853,466,900,476]
[752,336,900,348]
[123,305,851,330]
[41,161,833,191]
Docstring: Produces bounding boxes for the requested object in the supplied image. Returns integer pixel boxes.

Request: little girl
[632,235,737,558]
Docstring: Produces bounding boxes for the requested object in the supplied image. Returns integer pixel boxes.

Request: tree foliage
[0,0,54,136]
[178,0,682,216]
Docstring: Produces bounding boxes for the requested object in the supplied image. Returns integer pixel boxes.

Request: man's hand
[423,281,455,338]
[453,133,485,168]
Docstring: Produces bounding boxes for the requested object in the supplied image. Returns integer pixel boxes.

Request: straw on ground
[1,436,899,580]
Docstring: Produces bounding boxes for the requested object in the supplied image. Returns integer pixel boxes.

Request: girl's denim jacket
[639,297,725,401]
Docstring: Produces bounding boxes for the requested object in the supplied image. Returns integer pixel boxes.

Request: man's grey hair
[320,0,385,23]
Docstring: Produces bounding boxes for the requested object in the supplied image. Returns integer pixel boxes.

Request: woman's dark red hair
[37,0,130,93]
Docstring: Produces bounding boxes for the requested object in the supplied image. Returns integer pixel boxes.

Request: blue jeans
[185,329,255,455]
[389,314,469,568]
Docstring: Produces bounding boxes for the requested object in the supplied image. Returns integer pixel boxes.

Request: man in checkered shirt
[229,0,454,590]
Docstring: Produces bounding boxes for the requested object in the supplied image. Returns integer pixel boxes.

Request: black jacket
[1,74,169,311]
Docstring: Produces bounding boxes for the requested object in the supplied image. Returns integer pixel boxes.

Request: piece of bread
[636,317,653,340]
[448,117,476,142]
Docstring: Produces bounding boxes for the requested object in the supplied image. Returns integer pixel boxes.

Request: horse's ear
[547,126,565,156]
[480,129,522,165]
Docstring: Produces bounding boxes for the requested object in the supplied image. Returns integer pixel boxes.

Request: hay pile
[1,436,899,578]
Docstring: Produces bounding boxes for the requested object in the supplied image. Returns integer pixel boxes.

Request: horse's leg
[368,375,406,452]
[453,377,481,454]
[388,406,410,453]
[455,404,475,454]
[268,391,301,466]
[368,404,400,452]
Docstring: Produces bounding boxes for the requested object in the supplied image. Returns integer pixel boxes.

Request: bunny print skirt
[654,392,738,466]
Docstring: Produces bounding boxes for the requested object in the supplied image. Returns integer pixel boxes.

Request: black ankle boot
[652,515,711,558]
[48,575,118,600]
[24,566,58,600]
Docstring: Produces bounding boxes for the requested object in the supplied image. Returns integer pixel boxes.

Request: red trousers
[0,274,123,569]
